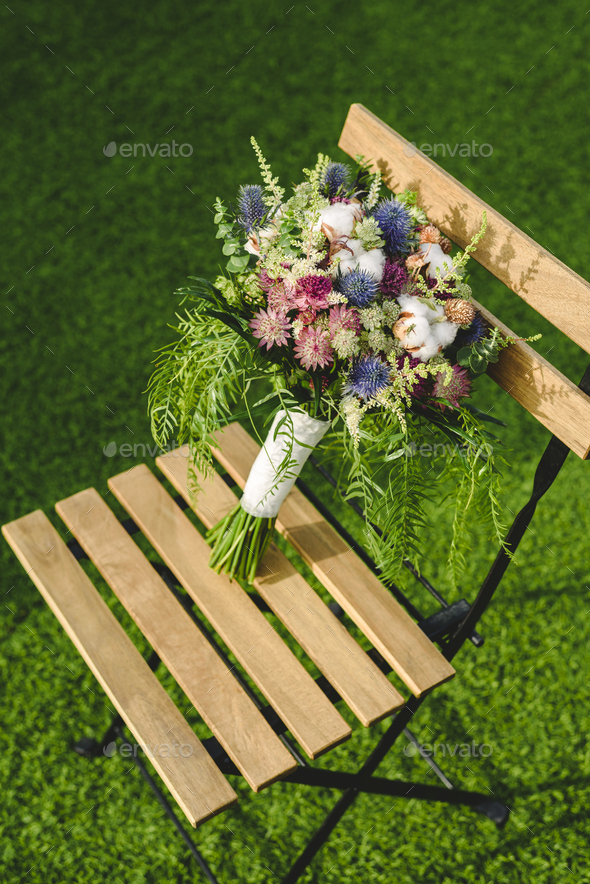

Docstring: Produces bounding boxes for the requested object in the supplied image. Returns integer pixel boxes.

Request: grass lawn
[2,1,590,881]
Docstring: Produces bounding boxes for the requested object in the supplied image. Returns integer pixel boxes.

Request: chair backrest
[339,104,590,459]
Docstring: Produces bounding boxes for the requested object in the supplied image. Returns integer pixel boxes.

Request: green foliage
[147,286,256,476]
[458,327,543,375]
[4,2,590,881]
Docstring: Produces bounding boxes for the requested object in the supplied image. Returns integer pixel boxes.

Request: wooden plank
[210,424,456,697]
[108,465,352,759]
[157,449,406,726]
[472,298,590,459]
[1,510,236,827]
[339,103,590,356]
[55,488,297,792]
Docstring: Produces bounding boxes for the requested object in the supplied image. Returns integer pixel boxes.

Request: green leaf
[228,254,250,270]
[456,347,473,367]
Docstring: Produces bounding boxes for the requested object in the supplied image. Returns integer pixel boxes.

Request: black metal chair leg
[113,725,222,884]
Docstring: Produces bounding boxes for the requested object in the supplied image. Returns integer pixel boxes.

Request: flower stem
[206,505,276,582]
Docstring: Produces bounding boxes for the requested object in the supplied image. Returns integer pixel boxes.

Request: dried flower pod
[419,223,441,244]
[439,236,452,255]
[405,252,425,272]
[444,298,477,325]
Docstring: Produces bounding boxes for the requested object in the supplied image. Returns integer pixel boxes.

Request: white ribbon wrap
[240,410,331,519]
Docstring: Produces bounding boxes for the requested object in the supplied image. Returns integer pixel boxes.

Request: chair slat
[339,103,590,356]
[55,488,297,791]
[1,510,236,826]
[210,424,456,697]
[157,450,406,726]
[108,465,352,759]
[473,299,590,458]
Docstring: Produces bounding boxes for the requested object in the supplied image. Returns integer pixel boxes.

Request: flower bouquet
[148,140,538,585]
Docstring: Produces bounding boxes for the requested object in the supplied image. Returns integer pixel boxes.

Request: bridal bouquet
[148,140,538,585]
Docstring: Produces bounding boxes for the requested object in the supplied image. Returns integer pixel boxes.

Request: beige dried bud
[419,223,441,244]
[439,236,452,255]
[443,298,477,325]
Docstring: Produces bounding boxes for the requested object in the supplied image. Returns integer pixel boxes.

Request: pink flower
[258,270,296,313]
[293,326,334,371]
[294,274,332,312]
[433,364,472,409]
[328,304,360,339]
[249,308,291,350]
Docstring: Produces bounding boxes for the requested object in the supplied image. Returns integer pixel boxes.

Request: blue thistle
[237,184,269,232]
[371,197,413,254]
[321,162,352,198]
[344,356,391,401]
[337,269,379,308]
[456,310,487,345]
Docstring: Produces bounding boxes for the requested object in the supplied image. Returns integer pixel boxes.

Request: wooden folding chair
[4,104,590,884]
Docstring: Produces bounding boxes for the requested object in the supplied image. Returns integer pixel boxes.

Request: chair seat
[1,437,455,826]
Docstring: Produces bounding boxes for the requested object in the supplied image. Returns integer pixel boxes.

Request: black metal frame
[71,365,590,884]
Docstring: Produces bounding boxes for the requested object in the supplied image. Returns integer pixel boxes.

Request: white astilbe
[364,171,382,210]
[250,137,285,209]
[342,396,367,446]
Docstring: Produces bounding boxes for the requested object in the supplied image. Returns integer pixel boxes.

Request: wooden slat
[472,298,590,459]
[1,510,236,826]
[108,465,351,759]
[339,103,590,355]
[338,104,590,459]
[55,488,297,792]
[157,449,406,726]
[210,424,456,697]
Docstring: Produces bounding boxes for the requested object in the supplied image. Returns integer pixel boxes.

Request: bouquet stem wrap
[207,409,330,581]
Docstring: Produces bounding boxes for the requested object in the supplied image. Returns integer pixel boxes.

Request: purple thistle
[344,356,391,400]
[337,269,379,308]
[237,184,269,232]
[380,259,409,296]
[321,162,352,199]
[455,310,487,345]
[372,197,413,254]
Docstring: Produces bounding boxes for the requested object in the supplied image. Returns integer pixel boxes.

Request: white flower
[393,294,459,361]
[333,238,387,283]
[314,202,363,239]
[359,305,384,331]
[418,242,454,279]
[245,223,280,256]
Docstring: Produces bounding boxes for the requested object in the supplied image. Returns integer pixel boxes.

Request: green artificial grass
[2,0,590,881]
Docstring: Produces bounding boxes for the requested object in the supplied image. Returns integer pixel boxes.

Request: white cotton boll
[414,334,444,362]
[394,315,431,350]
[396,294,444,323]
[333,238,364,276]
[419,242,454,279]
[431,318,459,349]
[394,294,455,361]
[355,247,386,282]
[315,203,361,238]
